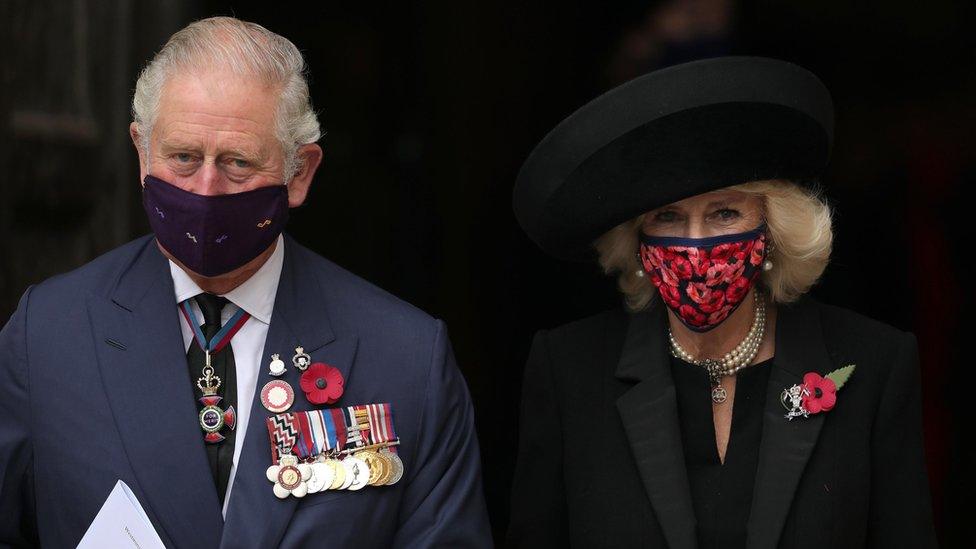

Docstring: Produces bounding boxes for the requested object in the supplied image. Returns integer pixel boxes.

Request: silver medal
[306,462,335,494]
[345,456,370,491]
[384,451,404,485]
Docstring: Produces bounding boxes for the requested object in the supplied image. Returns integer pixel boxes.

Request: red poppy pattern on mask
[639,226,767,332]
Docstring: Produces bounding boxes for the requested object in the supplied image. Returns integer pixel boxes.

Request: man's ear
[129,122,149,183]
[286,143,323,208]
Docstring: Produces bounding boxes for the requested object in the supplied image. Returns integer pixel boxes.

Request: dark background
[2,0,972,546]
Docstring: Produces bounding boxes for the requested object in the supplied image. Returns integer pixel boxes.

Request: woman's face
[641,189,764,238]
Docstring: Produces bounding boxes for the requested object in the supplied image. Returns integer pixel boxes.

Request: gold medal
[359,450,382,485]
[355,450,388,486]
[328,458,346,490]
[374,451,394,485]
[279,466,301,489]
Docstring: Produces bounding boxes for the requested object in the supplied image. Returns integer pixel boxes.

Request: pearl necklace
[668,291,767,404]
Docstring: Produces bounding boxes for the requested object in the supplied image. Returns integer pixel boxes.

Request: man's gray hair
[131,16,321,179]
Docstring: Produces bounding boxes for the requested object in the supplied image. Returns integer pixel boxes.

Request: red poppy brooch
[300,362,345,405]
[781,365,855,420]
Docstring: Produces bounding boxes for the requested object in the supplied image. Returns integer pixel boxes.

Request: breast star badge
[266,454,312,499]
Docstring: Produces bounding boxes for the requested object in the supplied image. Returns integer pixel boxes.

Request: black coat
[507,296,936,548]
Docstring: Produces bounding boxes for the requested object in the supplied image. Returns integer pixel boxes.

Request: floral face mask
[639,225,767,332]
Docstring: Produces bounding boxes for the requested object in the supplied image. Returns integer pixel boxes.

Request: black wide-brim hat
[513,56,834,261]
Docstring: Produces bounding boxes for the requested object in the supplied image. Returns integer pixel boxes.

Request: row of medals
[264,349,403,498]
[269,447,403,498]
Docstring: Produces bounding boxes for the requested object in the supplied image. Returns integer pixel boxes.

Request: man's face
[138,71,286,196]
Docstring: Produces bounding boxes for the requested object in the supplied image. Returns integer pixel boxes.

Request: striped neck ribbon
[179,298,250,355]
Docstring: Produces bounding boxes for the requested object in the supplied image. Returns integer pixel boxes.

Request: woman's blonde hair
[594,179,833,311]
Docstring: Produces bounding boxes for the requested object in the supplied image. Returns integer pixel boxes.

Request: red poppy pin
[300,362,345,405]
[781,365,855,421]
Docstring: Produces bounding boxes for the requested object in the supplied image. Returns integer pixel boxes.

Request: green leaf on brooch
[826,364,856,390]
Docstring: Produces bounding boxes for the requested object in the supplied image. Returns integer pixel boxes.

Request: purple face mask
[141,175,289,276]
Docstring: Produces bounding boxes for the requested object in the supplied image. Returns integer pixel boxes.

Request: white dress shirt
[168,235,284,517]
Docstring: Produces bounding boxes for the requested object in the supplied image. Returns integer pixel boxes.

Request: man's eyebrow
[157,138,200,151]
[156,140,265,160]
[221,146,264,160]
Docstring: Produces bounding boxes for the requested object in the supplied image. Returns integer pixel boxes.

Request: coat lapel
[87,239,223,548]
[220,237,359,548]
[615,301,698,549]
[746,298,830,549]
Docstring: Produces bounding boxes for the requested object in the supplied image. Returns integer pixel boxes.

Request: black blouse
[670,356,773,549]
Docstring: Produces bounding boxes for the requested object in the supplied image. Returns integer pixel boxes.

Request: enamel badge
[197,359,236,443]
[261,379,295,413]
[268,353,286,376]
[267,454,311,499]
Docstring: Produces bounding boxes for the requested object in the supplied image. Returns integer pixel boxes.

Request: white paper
[77,480,167,549]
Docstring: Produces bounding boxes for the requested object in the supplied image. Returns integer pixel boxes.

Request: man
[0,17,491,548]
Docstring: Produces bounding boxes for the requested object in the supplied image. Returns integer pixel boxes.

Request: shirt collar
[168,235,284,325]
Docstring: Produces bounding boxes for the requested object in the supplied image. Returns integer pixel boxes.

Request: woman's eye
[714,208,739,221]
[654,210,678,222]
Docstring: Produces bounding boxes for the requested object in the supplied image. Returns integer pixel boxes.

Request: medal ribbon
[308,410,341,454]
[327,408,347,449]
[266,412,299,465]
[369,403,397,445]
[294,412,316,459]
[347,403,399,447]
[179,298,250,354]
[360,403,398,454]
[265,405,396,464]
[352,405,372,446]
[307,411,326,455]
[343,406,364,449]
[267,410,350,464]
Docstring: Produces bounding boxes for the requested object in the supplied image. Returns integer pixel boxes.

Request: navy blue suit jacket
[0,235,492,548]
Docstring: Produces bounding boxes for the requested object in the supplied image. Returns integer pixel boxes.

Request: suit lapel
[87,239,223,548]
[220,237,359,548]
[746,298,830,549]
[615,301,698,549]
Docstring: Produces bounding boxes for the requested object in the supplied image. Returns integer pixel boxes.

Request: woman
[508,57,936,548]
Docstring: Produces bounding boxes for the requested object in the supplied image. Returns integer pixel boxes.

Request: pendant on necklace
[703,360,728,404]
[711,383,728,404]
